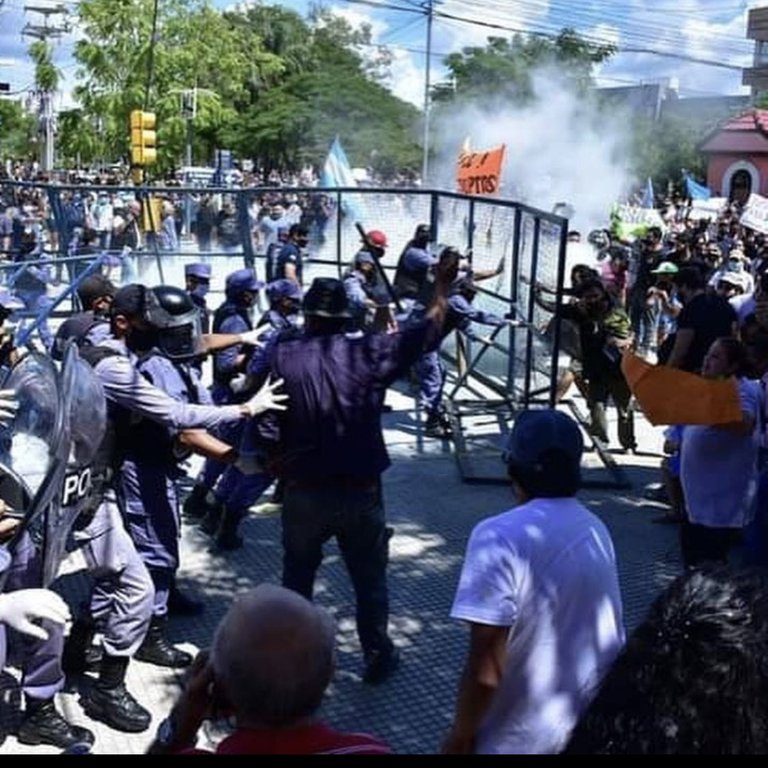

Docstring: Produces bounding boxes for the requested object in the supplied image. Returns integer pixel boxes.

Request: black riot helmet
[145,285,203,360]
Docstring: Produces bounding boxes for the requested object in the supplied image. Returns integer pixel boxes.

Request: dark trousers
[281,480,393,659]
[587,370,635,450]
[680,519,736,569]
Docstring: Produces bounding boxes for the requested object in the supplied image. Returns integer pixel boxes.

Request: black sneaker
[362,647,400,685]
[81,684,151,733]
[17,701,95,749]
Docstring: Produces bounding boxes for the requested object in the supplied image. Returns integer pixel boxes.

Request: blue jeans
[281,479,393,658]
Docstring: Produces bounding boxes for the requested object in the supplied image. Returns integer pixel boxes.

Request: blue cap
[225,269,264,295]
[502,410,583,475]
[266,279,302,303]
[185,262,211,280]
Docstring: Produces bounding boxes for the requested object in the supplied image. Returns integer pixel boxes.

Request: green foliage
[433,28,615,106]
[0,100,35,160]
[65,0,418,176]
[28,40,60,93]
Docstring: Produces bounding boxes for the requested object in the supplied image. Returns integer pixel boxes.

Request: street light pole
[421,0,434,186]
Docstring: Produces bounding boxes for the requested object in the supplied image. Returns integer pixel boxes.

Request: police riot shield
[40,342,107,584]
[0,351,67,586]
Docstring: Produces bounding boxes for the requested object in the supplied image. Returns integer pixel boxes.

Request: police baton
[354,222,403,315]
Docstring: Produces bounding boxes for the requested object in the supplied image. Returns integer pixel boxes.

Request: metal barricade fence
[0,180,567,410]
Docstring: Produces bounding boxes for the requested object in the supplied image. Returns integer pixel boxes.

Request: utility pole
[421,0,434,186]
[22,3,69,172]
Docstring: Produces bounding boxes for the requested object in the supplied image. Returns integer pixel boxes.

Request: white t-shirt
[450,496,625,754]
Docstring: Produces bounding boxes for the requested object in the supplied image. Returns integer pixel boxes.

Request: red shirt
[179,722,391,755]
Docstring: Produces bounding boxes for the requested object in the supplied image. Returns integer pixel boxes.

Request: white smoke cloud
[431,67,633,233]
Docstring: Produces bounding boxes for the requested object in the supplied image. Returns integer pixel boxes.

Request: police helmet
[145,285,202,360]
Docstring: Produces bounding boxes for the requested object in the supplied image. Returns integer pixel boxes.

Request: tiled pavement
[0,388,680,755]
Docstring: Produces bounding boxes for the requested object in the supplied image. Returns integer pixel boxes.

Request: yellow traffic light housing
[130,110,157,166]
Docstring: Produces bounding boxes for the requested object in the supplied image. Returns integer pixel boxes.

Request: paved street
[0,388,680,755]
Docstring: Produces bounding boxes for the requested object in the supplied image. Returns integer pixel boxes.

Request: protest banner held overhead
[740,193,768,235]
[456,141,506,197]
[610,203,666,240]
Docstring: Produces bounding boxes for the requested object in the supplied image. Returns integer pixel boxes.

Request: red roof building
[700,110,768,203]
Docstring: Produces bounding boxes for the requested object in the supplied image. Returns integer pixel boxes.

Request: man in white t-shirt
[442,409,625,754]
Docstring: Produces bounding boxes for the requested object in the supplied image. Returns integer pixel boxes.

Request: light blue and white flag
[641,177,655,209]
[320,137,366,222]
[683,171,711,201]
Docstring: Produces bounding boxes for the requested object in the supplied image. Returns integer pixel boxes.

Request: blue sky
[0,0,760,111]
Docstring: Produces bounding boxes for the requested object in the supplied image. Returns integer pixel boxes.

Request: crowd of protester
[0,164,767,755]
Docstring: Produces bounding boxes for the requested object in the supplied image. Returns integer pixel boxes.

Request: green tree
[0,100,35,161]
[28,40,60,92]
[433,29,615,106]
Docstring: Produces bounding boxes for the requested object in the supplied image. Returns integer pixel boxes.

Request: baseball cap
[367,230,388,248]
[718,271,747,289]
[303,277,351,318]
[225,269,264,295]
[651,261,679,275]
[185,262,212,280]
[502,409,583,480]
[266,279,302,303]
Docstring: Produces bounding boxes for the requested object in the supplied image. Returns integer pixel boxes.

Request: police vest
[212,303,253,385]
[393,243,427,300]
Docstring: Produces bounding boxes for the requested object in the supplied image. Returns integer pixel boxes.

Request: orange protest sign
[620,352,742,426]
[456,143,506,196]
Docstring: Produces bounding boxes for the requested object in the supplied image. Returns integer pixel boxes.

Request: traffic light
[130,109,157,166]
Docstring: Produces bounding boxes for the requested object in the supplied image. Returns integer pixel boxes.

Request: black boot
[17,697,95,749]
[182,484,212,520]
[199,498,224,536]
[213,506,243,551]
[134,616,193,668]
[168,581,205,617]
[61,615,99,676]
[81,655,151,733]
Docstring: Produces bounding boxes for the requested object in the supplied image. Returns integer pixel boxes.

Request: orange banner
[457,143,506,196]
[621,352,742,426]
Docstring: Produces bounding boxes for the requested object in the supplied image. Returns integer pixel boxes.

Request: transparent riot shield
[40,342,107,585]
[0,351,67,589]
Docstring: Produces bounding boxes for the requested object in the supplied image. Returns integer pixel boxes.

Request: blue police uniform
[118,352,211,620]
[208,285,302,545]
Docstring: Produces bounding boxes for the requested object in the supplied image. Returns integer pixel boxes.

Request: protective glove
[243,376,288,418]
[238,327,270,347]
[234,452,262,475]
[0,389,19,428]
[0,589,71,641]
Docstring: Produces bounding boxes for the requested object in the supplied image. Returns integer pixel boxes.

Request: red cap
[367,229,388,248]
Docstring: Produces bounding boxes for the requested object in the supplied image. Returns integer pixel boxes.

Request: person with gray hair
[147,584,390,754]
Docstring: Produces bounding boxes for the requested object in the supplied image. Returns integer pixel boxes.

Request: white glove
[243,376,288,418]
[234,452,262,475]
[0,589,71,641]
[230,373,249,395]
[238,327,270,347]
[0,389,19,428]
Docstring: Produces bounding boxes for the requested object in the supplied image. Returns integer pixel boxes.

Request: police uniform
[206,280,302,549]
[184,262,211,335]
[194,270,262,523]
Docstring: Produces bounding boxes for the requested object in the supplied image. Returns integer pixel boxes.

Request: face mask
[128,327,157,353]
[191,284,209,299]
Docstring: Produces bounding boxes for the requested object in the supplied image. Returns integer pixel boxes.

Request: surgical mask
[191,284,209,299]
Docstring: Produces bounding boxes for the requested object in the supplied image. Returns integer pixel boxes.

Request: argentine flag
[683,171,711,201]
[321,137,366,222]
[641,177,655,209]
